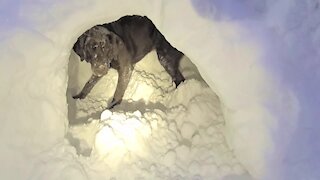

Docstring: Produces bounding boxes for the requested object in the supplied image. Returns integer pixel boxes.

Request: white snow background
[0,0,319,180]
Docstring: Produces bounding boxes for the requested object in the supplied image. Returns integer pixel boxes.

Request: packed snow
[66,51,250,179]
[0,0,319,180]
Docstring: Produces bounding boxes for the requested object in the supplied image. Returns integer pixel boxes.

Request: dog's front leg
[73,74,102,99]
[107,64,133,109]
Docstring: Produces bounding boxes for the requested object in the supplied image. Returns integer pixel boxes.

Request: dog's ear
[108,31,124,55]
[73,34,88,62]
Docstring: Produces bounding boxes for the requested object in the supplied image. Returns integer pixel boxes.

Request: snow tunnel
[3,0,319,180]
[64,5,272,178]
[66,14,251,179]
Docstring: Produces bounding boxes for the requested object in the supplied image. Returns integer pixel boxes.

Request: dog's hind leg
[155,33,185,87]
[73,74,102,99]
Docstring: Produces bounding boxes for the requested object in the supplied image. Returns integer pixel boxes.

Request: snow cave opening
[64,15,249,179]
[4,0,318,179]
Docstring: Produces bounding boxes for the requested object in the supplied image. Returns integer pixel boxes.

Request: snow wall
[0,0,319,179]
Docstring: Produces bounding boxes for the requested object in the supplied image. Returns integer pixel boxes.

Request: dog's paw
[73,93,85,99]
[106,99,120,109]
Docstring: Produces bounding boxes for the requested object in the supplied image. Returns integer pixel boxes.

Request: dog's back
[102,15,160,63]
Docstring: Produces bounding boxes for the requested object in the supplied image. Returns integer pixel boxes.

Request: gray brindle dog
[73,15,185,109]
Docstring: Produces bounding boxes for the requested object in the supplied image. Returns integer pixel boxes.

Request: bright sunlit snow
[0,0,319,180]
[66,51,249,179]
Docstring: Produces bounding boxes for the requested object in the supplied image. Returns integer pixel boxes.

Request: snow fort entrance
[65,15,250,179]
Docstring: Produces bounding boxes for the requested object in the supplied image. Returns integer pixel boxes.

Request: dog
[72,15,185,109]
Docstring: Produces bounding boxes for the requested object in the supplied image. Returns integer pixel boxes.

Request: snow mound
[66,51,249,179]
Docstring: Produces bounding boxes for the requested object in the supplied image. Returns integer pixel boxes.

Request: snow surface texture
[0,0,319,180]
[66,52,249,179]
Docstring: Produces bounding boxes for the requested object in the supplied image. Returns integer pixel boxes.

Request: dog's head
[73,26,123,77]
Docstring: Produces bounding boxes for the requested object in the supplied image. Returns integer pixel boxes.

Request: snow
[0,0,319,180]
[67,53,246,179]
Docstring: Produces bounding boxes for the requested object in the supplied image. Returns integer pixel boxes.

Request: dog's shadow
[68,98,167,126]
[112,99,167,114]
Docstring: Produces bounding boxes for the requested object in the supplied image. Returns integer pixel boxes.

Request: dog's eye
[92,44,98,49]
